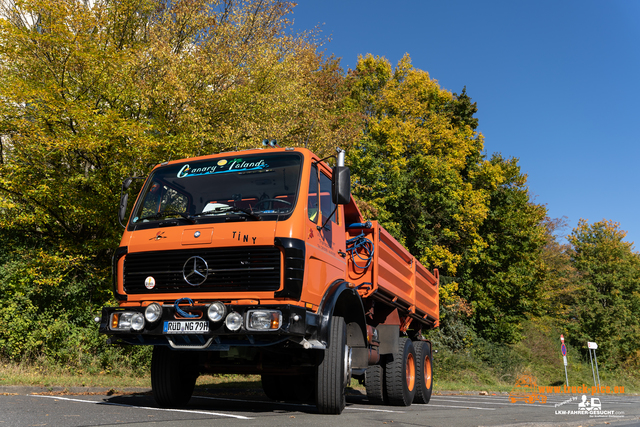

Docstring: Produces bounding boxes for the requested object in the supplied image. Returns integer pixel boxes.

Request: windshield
[129,152,302,229]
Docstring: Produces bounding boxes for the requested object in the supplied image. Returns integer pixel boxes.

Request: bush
[0,243,151,374]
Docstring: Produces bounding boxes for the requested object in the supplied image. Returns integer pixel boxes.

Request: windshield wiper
[137,210,196,224]
[194,206,261,221]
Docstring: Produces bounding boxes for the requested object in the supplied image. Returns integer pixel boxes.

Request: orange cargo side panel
[375,225,416,310]
[414,261,439,325]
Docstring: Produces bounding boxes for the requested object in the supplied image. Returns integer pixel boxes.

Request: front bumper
[98,303,323,350]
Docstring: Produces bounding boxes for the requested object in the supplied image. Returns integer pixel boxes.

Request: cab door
[303,163,347,304]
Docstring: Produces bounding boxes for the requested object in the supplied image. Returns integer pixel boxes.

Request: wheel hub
[344,345,352,386]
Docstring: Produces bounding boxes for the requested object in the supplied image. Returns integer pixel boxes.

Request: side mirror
[118,177,134,227]
[118,192,129,225]
[332,166,351,205]
[122,177,133,192]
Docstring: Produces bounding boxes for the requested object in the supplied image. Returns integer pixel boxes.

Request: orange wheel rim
[406,353,415,391]
[424,355,432,388]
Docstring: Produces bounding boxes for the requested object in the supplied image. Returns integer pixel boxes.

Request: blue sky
[291,1,640,247]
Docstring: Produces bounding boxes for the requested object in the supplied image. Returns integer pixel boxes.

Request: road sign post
[561,335,569,386]
[588,341,600,387]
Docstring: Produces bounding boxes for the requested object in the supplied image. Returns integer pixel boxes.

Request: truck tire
[385,337,416,406]
[365,364,386,404]
[413,340,433,404]
[316,316,349,414]
[151,346,198,407]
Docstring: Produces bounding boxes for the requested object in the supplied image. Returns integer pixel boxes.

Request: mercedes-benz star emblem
[182,256,209,286]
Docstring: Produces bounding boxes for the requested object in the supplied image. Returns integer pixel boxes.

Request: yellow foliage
[349,54,490,276]
[0,0,358,256]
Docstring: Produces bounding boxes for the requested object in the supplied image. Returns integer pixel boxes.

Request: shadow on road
[102,384,370,415]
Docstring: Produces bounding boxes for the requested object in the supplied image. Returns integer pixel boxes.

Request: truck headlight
[131,313,144,331]
[110,311,145,331]
[145,303,162,323]
[207,302,226,322]
[225,312,243,331]
[246,310,282,331]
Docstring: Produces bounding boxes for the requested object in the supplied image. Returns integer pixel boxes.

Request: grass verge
[2,319,638,395]
[431,319,640,395]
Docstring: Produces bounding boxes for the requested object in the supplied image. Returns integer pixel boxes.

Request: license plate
[163,321,209,334]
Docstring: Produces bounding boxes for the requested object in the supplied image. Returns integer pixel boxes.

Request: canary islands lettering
[177,158,268,178]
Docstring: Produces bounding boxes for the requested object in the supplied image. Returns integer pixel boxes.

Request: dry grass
[0,362,150,389]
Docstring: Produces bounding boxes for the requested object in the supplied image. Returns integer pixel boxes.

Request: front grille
[124,247,281,294]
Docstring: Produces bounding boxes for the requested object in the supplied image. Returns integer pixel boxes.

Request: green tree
[459,155,547,343]
[539,217,579,320]
[0,0,358,363]
[565,219,640,366]
[0,0,351,256]
[346,55,548,344]
[346,54,491,278]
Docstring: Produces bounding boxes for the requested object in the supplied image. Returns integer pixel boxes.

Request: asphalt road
[1,388,639,427]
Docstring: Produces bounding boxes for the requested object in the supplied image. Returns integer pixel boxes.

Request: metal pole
[589,348,597,387]
[561,336,569,387]
[594,350,601,387]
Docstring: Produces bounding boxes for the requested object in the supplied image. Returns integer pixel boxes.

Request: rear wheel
[151,346,198,407]
[316,316,349,414]
[385,337,416,406]
[365,364,386,404]
[413,341,433,404]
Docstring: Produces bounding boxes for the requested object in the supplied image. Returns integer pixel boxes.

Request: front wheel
[151,346,198,407]
[385,337,417,406]
[413,340,433,404]
[316,316,349,414]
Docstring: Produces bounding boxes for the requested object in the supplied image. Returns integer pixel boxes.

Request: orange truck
[99,145,439,414]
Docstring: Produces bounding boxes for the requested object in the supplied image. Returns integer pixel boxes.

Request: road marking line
[433,396,514,403]
[29,395,252,420]
[194,395,313,407]
[195,395,406,413]
[435,396,537,403]
[415,403,495,410]
[346,407,405,413]
[434,397,546,407]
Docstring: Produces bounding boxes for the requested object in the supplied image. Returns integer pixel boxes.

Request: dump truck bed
[347,221,439,329]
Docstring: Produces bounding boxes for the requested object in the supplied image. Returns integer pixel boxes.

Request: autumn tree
[564,219,640,365]
[346,55,549,344]
[0,0,353,256]
[539,217,579,320]
[346,54,490,278]
[458,155,548,342]
[0,0,359,362]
